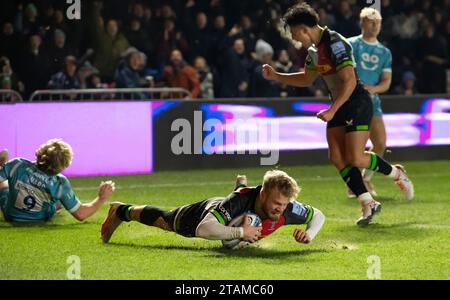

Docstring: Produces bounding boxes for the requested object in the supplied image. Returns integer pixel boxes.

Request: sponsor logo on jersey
[331,42,347,56]
[292,201,306,216]
[218,205,232,221]
[317,64,333,73]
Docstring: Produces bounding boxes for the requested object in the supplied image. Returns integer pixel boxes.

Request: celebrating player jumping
[262,3,414,226]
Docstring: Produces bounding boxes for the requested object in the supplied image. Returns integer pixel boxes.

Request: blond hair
[262,170,301,199]
[360,7,382,21]
[35,139,73,175]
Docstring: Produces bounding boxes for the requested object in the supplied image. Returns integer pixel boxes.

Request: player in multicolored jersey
[262,2,414,225]
[101,170,325,246]
[0,139,115,222]
[347,8,393,198]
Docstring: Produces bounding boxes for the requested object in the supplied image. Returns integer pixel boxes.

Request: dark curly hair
[282,2,319,28]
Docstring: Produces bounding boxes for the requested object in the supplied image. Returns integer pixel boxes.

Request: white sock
[388,166,399,179]
[364,170,375,181]
[358,192,374,206]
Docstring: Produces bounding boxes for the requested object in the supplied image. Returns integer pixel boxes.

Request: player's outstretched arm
[262,64,318,88]
[71,181,115,221]
[293,208,325,244]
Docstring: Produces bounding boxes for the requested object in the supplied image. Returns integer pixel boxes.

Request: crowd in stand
[0,0,449,100]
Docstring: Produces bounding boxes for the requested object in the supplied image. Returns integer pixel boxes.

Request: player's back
[0,158,79,222]
[348,35,392,86]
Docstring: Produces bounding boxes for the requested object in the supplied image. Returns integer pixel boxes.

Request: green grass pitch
[1,160,449,280]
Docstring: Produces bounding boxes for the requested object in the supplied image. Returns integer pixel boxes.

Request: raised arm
[262,64,318,88]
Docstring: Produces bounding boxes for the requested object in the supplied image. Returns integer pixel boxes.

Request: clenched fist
[262,64,278,81]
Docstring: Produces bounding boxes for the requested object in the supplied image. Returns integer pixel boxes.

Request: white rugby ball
[221,213,262,250]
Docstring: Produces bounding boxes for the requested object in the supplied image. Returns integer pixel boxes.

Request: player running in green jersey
[0,139,115,223]
[262,3,414,226]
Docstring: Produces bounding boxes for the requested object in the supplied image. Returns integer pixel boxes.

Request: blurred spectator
[125,18,154,58]
[0,0,447,99]
[142,5,160,44]
[0,22,21,68]
[78,62,100,89]
[318,7,336,29]
[275,50,300,97]
[17,34,50,98]
[334,0,359,37]
[115,48,151,88]
[0,56,25,99]
[250,39,280,97]
[42,4,55,28]
[86,73,105,89]
[395,71,418,96]
[50,9,70,35]
[391,7,420,40]
[218,38,253,98]
[46,29,76,75]
[261,18,290,55]
[47,56,80,90]
[239,16,257,57]
[157,18,189,66]
[446,20,450,65]
[417,24,448,94]
[187,12,212,63]
[163,49,200,99]
[129,2,145,23]
[194,56,214,99]
[87,1,130,82]
[209,15,228,67]
[14,3,42,36]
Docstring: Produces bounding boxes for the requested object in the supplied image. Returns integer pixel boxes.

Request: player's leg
[235,175,248,189]
[346,132,413,200]
[327,127,373,205]
[347,95,414,201]
[343,130,382,225]
[328,127,355,197]
[363,115,387,196]
[101,202,175,243]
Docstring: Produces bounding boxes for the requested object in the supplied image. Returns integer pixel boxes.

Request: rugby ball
[221,213,262,250]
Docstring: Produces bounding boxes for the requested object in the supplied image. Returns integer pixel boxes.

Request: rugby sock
[363,170,375,181]
[140,206,167,226]
[116,205,133,222]
[367,152,398,178]
[340,166,368,197]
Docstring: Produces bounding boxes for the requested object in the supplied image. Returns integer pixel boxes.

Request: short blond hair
[360,7,382,21]
[35,139,73,175]
[262,170,301,199]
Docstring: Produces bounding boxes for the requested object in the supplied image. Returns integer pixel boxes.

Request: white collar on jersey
[360,35,379,46]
